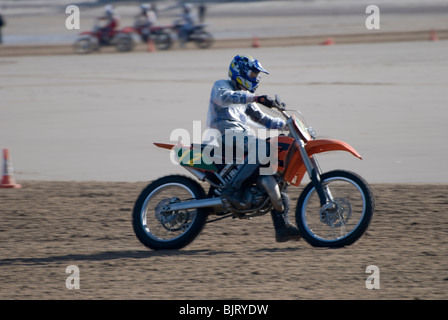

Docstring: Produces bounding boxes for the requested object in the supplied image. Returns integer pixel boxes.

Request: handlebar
[273,94,290,119]
[271,94,316,140]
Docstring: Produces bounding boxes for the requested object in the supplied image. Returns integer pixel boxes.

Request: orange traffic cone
[322,38,334,46]
[252,36,260,48]
[147,38,156,52]
[0,149,21,188]
[430,29,438,41]
[321,38,335,45]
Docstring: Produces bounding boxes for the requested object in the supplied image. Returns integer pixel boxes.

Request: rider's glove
[256,95,275,108]
[270,119,286,130]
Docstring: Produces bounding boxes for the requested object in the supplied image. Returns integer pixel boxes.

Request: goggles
[247,69,260,81]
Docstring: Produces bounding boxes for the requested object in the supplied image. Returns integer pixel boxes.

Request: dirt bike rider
[134,4,157,42]
[97,5,119,44]
[178,3,197,47]
[206,55,302,242]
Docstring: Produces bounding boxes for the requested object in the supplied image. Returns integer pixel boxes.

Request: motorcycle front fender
[305,139,362,160]
[283,139,362,186]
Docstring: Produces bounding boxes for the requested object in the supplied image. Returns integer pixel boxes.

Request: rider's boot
[274,221,302,243]
[271,193,302,242]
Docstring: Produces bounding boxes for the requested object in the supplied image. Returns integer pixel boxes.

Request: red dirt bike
[132,95,375,250]
[73,19,134,54]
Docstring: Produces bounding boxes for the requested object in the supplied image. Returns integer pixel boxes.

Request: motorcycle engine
[245,186,267,209]
[221,185,268,212]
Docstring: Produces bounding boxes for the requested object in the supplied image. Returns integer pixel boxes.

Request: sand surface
[1,181,447,300]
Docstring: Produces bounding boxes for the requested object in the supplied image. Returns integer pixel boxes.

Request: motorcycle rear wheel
[296,170,374,248]
[132,175,208,250]
[193,31,214,49]
[115,34,134,52]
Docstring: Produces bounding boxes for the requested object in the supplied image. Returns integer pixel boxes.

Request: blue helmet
[228,55,269,93]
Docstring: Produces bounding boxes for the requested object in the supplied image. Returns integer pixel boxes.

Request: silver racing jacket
[206,79,285,134]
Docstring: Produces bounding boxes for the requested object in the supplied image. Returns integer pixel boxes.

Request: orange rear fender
[154,142,176,150]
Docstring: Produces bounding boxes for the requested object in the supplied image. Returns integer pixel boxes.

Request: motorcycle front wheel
[132,175,208,250]
[296,170,374,248]
[154,31,172,50]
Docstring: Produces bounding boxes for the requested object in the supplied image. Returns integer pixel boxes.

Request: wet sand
[1,40,447,183]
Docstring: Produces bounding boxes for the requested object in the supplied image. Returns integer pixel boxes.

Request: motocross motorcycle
[73,20,134,54]
[171,20,214,49]
[121,24,173,51]
[132,96,375,250]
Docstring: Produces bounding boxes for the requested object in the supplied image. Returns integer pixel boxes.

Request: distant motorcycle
[73,21,134,54]
[171,20,214,49]
[121,24,173,51]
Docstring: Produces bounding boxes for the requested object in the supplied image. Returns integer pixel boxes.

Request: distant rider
[206,54,302,242]
[178,3,197,48]
[134,3,157,43]
[97,5,119,44]
[0,11,5,44]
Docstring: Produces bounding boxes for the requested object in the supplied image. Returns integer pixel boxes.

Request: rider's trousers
[220,131,290,226]
[220,132,271,190]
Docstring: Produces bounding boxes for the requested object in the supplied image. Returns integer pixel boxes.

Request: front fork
[304,152,327,206]
[289,128,332,206]
[309,155,334,206]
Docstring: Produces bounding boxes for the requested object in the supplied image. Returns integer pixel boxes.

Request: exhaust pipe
[184,167,207,181]
[162,197,223,212]
[162,172,283,213]
[257,175,284,212]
